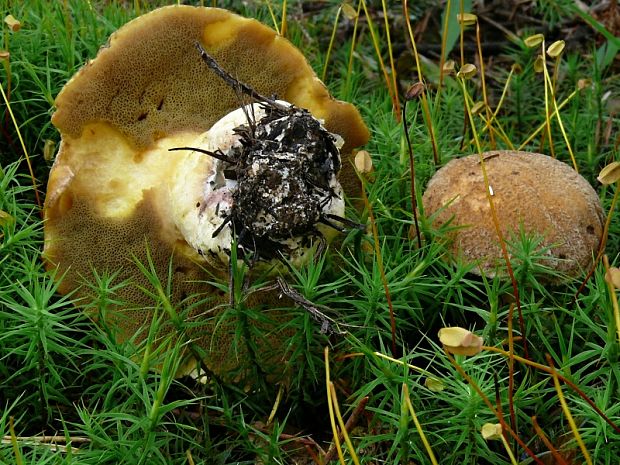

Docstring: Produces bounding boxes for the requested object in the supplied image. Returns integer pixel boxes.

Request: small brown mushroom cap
[422,151,604,279]
[44,5,369,381]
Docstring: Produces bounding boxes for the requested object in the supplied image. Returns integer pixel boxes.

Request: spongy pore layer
[52,6,368,155]
[44,5,369,381]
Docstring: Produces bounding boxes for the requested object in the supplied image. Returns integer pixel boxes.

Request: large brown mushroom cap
[44,5,369,381]
[422,151,604,279]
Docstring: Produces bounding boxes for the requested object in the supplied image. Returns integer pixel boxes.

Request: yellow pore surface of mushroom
[44,5,369,381]
[422,151,604,279]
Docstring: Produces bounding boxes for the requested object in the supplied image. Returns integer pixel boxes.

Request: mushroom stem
[169,102,347,269]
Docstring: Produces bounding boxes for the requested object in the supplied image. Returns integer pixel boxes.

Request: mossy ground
[1,1,619,464]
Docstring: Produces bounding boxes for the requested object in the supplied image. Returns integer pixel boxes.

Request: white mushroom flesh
[170,101,345,268]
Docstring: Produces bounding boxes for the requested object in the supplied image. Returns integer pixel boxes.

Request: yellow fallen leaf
[438,327,483,356]
[457,63,477,80]
[546,40,565,58]
[534,55,545,73]
[456,13,477,26]
[424,377,445,392]
[471,101,485,116]
[597,161,620,185]
[341,3,357,20]
[4,15,21,32]
[44,139,57,162]
[354,150,373,174]
[605,267,620,290]
[524,33,544,48]
[577,78,592,90]
[0,209,14,227]
[481,423,502,440]
[442,60,455,74]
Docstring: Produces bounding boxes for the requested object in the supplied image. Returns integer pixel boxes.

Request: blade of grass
[438,0,452,91]
[9,417,23,465]
[546,354,593,465]
[344,1,362,98]
[603,255,620,344]
[322,5,342,82]
[541,42,578,171]
[380,0,398,116]
[329,383,361,465]
[0,83,40,207]
[402,383,439,465]
[360,0,400,119]
[519,93,580,150]
[570,4,620,48]
[403,0,439,163]
[324,347,346,465]
[267,383,284,426]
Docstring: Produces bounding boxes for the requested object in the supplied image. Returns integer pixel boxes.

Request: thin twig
[274,277,345,336]
[195,42,287,112]
[402,99,423,249]
[531,416,570,465]
[2,436,90,444]
[546,355,593,465]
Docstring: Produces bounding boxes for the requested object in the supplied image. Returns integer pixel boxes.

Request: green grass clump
[1,0,619,464]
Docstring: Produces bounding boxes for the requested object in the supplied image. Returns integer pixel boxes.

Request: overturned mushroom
[422,151,604,279]
[44,6,369,381]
